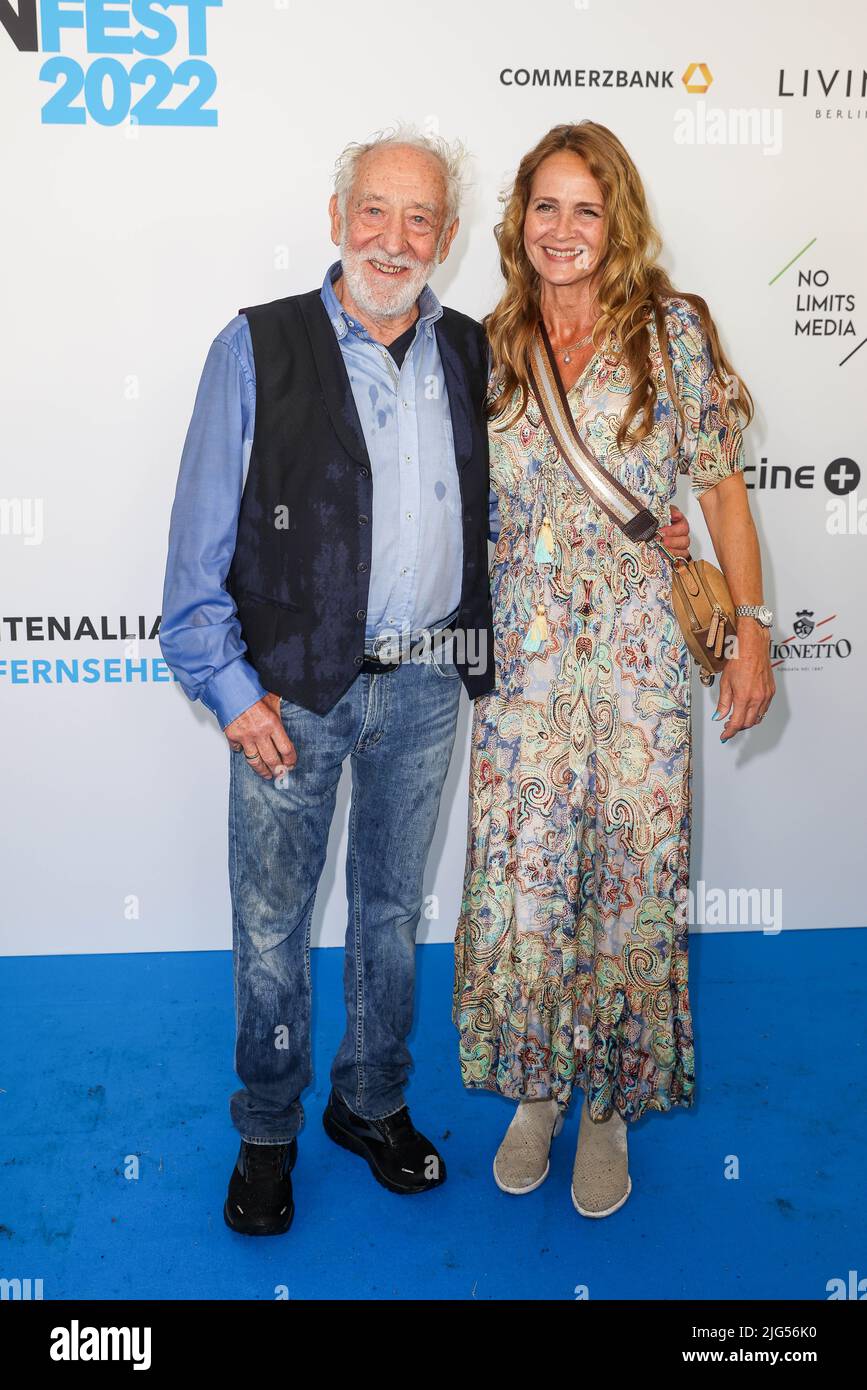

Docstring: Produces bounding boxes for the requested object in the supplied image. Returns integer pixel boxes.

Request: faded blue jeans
[228,647,462,1144]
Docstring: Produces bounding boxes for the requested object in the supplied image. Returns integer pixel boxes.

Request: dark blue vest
[224,289,495,716]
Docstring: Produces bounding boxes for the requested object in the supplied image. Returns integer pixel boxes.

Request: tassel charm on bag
[523,603,549,654]
[534,509,556,564]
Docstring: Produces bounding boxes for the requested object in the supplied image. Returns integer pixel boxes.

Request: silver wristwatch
[734,604,773,629]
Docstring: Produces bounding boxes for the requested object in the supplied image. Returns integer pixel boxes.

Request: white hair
[333,123,470,228]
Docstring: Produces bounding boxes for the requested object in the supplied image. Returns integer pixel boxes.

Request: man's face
[329,144,459,319]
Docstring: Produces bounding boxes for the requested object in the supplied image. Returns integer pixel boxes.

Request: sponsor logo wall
[2,0,864,953]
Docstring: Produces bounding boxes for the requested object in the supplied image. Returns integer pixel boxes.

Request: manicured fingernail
[712,711,721,721]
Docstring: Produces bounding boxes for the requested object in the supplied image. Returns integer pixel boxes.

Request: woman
[453,123,775,1217]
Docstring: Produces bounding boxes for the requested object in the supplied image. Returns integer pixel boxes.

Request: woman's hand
[659,503,690,558]
[715,622,776,742]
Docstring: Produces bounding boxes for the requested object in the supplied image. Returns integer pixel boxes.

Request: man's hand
[658,503,690,559]
[225,692,297,779]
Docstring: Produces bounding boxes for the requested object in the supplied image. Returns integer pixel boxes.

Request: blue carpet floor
[1,931,864,1301]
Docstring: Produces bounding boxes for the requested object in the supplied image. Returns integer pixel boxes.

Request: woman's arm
[698,471,776,741]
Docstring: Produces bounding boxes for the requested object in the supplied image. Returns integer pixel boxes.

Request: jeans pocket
[429,650,461,680]
[279,696,304,725]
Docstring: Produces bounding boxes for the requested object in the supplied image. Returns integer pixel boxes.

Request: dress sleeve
[666,300,746,497]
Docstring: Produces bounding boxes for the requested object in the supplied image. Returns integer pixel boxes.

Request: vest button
[358,514,369,525]
[356,609,366,621]
[359,467,370,478]
[355,656,364,666]
[357,561,368,572]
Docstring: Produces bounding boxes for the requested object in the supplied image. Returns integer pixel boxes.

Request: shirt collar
[320,259,442,342]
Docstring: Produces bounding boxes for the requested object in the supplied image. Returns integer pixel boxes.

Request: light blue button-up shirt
[319,260,463,639]
[160,262,497,729]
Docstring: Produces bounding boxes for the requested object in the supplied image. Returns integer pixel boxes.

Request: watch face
[759,606,773,626]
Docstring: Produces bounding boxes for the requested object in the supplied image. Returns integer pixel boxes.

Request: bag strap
[527,308,686,554]
[527,319,659,543]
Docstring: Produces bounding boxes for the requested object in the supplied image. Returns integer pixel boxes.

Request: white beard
[339,237,437,320]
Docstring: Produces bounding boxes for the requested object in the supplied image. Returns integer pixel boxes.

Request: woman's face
[523,151,606,291]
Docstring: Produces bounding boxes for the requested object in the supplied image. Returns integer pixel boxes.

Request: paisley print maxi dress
[452,297,745,1123]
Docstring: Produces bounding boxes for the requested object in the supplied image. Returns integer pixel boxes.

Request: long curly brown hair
[485,122,753,448]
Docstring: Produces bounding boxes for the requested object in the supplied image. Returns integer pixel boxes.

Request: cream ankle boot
[493,1098,564,1194]
[571,1094,631,1217]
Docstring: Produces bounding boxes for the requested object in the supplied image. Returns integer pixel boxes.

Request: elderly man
[159,126,690,1237]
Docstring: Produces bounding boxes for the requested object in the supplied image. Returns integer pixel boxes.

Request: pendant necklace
[558,330,594,364]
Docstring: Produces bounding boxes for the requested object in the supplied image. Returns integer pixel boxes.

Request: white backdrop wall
[1,0,865,955]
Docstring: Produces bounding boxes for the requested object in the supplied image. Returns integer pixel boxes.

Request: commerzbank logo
[681,62,713,94]
[1,0,222,127]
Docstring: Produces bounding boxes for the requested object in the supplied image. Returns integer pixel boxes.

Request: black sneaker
[223,1138,297,1236]
[322,1089,446,1195]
